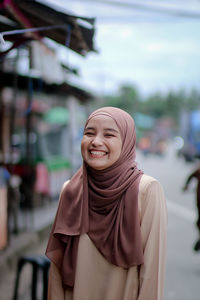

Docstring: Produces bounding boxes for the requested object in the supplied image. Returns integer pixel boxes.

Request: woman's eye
[105,134,115,137]
[85,131,94,136]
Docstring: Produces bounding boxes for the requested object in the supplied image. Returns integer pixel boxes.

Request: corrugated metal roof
[0,0,96,56]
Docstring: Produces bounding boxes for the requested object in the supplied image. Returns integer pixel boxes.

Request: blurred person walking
[183,163,200,251]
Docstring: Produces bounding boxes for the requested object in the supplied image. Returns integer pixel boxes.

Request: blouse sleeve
[47,180,71,300]
[47,262,65,300]
[138,176,167,300]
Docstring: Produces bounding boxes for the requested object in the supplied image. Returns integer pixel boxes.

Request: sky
[42,0,200,98]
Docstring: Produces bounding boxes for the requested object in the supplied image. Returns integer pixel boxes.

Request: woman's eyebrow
[84,126,95,131]
[84,127,119,133]
[104,128,119,133]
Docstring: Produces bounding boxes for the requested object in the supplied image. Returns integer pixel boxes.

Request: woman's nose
[91,135,103,146]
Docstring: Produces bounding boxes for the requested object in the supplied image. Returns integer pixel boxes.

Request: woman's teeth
[90,151,106,156]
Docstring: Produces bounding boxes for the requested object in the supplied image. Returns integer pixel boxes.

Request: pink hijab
[46,107,144,288]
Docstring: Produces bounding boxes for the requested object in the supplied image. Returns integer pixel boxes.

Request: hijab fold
[46,107,144,289]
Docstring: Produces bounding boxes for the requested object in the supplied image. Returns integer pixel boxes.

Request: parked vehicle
[178,110,200,162]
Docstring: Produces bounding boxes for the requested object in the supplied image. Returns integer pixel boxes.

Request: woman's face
[81,115,122,170]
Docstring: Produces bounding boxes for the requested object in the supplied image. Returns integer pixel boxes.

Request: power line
[65,0,200,20]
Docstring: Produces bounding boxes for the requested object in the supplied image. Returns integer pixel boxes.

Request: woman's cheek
[81,139,87,158]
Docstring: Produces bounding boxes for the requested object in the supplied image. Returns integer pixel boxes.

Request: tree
[94,83,200,129]
[101,84,140,114]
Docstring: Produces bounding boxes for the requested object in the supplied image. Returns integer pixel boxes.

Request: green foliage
[139,92,165,118]
[102,84,140,114]
[101,84,200,127]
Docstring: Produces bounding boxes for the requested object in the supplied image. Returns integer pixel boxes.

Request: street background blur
[1,1,200,299]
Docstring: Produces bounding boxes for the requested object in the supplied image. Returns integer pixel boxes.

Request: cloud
[45,0,200,96]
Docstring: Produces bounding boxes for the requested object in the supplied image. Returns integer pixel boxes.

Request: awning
[0,0,96,56]
[133,113,155,129]
[43,107,70,125]
[0,71,95,103]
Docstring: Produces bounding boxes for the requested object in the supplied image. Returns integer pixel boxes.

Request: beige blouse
[47,174,167,300]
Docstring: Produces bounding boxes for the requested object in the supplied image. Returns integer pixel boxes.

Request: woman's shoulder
[139,174,161,191]
[138,174,167,223]
[62,179,70,190]
[59,180,70,197]
[139,174,165,206]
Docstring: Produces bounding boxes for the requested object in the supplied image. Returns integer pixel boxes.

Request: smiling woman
[81,114,122,170]
[46,106,167,300]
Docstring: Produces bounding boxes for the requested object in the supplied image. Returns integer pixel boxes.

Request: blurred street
[137,141,200,300]
[1,141,200,300]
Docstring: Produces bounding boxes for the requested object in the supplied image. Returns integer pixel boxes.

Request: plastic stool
[13,255,50,300]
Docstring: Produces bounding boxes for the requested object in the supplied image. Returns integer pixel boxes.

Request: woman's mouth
[89,150,107,157]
